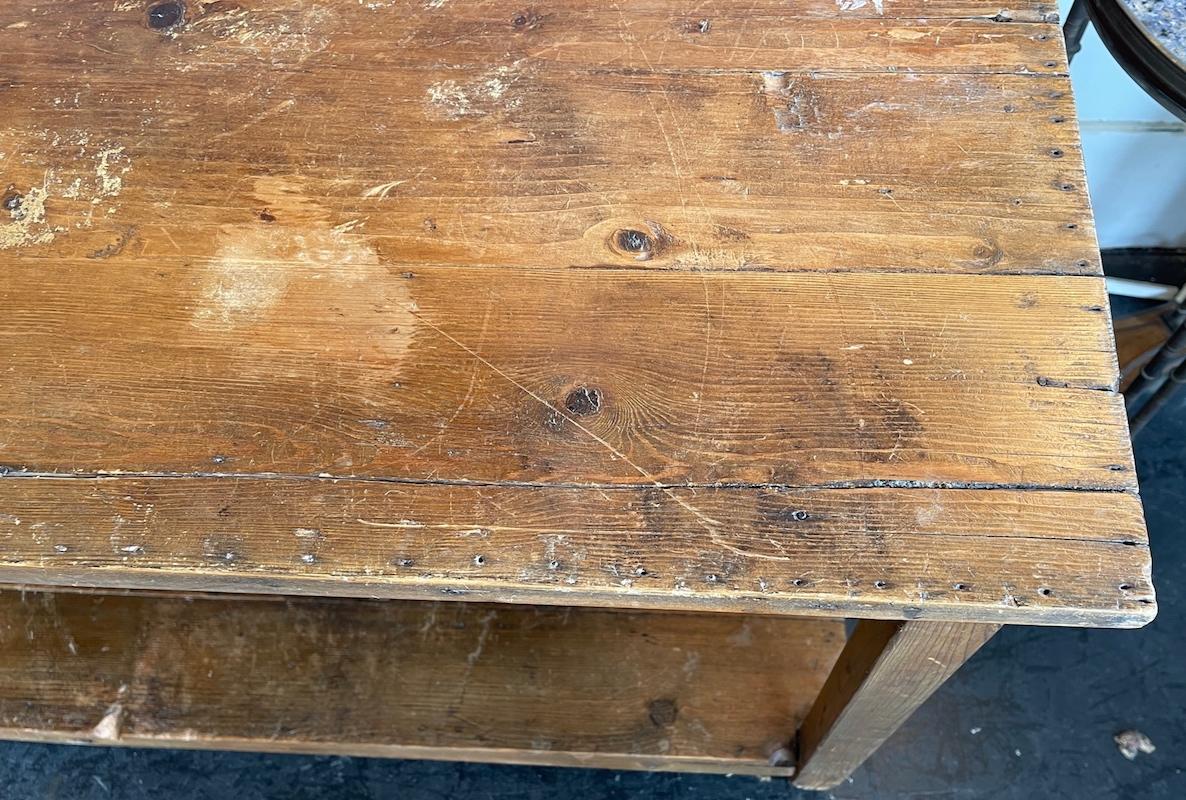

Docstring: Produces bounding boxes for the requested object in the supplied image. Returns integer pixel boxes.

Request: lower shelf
[0,589,844,776]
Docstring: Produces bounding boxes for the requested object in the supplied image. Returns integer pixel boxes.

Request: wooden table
[0,0,1154,789]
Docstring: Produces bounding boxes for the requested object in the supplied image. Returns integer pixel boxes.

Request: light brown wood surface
[0,0,1151,626]
[794,619,998,789]
[0,588,843,775]
[1115,306,1173,391]
[0,478,1154,625]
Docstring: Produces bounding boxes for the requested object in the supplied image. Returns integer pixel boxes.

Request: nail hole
[1039,587,1053,597]
[953,582,969,591]
[1138,598,1154,605]
[790,509,810,521]
[791,578,808,587]
[511,9,540,29]
[635,566,648,576]
[2,192,22,213]
[874,580,889,589]
[1119,583,1132,591]
[1051,115,1066,124]
[1044,61,1058,68]
[548,559,560,570]
[1002,104,1016,113]
[147,1,184,30]
[1049,148,1064,158]
[706,573,719,583]
[1064,223,1078,230]
[474,555,486,566]
[396,558,415,567]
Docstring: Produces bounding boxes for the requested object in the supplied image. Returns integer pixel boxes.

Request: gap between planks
[0,470,1138,495]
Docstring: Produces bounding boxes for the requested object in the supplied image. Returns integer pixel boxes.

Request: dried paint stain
[193,176,418,371]
[836,0,885,13]
[178,4,334,64]
[0,133,132,250]
[427,65,524,119]
[0,182,56,250]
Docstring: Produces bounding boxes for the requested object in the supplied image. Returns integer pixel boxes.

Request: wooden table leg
[793,619,1000,790]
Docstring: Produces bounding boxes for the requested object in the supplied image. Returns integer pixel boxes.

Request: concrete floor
[2,375,1182,800]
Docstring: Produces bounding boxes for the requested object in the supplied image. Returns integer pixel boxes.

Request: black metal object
[1102,248,1186,287]
[1130,361,1186,436]
[1062,0,1186,120]
[1058,4,1186,433]
[1064,0,1092,63]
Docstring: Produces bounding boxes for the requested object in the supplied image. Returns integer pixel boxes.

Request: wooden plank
[0,479,1155,627]
[0,588,844,775]
[0,69,1098,275]
[1115,307,1173,391]
[0,6,1096,276]
[0,1,1067,79]
[793,619,999,789]
[0,268,1133,489]
[0,0,1147,629]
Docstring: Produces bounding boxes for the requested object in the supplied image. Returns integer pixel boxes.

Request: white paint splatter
[427,64,525,119]
[90,704,124,741]
[836,0,884,13]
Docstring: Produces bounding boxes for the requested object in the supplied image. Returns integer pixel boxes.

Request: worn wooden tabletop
[0,0,1153,626]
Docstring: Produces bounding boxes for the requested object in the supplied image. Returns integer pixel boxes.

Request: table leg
[793,619,1000,790]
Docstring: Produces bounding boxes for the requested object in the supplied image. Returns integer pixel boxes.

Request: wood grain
[794,619,999,789]
[1115,307,1173,391]
[0,3,1095,276]
[0,0,1149,628]
[0,478,1155,627]
[0,268,1132,488]
[0,588,844,775]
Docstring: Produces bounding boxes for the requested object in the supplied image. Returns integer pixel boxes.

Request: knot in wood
[147,1,184,30]
[564,386,602,417]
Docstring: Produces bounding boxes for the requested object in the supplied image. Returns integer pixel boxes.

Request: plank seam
[0,470,1137,494]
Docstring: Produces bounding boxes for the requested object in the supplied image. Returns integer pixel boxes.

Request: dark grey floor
[2,359,1183,800]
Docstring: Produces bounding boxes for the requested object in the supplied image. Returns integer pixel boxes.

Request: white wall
[1059,0,1186,248]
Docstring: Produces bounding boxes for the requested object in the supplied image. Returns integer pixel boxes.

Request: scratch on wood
[357,518,426,529]
[362,167,426,200]
[87,225,137,259]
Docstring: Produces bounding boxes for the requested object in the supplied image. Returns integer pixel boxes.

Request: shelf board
[0,589,844,776]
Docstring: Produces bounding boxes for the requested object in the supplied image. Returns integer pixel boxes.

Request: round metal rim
[1088,0,1186,122]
